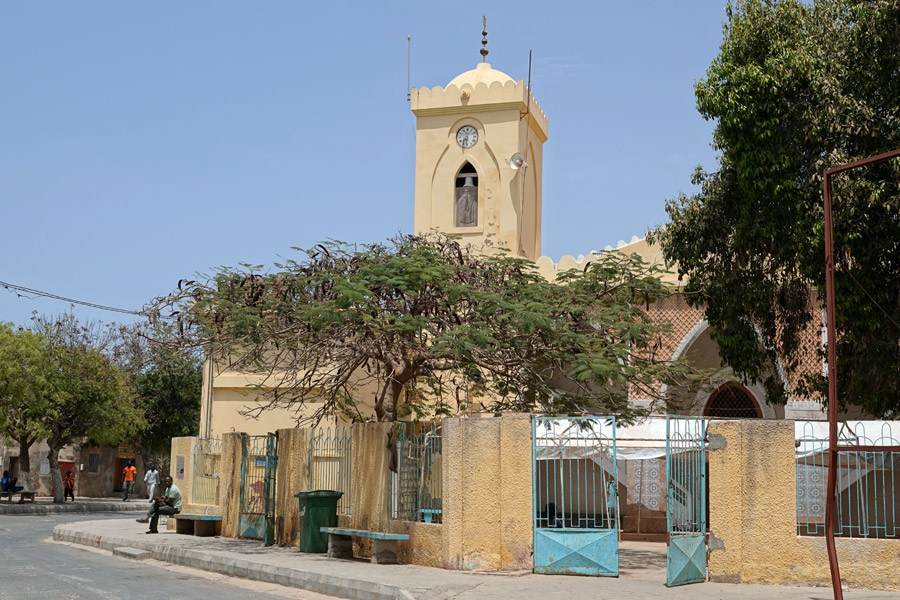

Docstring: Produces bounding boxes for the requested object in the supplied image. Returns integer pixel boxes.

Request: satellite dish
[509,153,529,170]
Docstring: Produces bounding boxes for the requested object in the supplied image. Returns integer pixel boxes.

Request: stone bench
[173,514,221,536]
[0,491,36,503]
[319,527,409,564]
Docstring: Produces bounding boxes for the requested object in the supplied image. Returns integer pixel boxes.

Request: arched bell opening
[455,163,479,227]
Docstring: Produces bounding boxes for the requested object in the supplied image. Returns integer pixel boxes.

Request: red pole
[822,168,842,600]
[821,148,900,600]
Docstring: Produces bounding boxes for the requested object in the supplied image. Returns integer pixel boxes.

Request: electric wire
[0,279,142,315]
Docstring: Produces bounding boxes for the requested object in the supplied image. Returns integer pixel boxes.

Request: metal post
[822,148,900,600]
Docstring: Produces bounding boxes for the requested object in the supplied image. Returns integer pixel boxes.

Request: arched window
[704,383,762,418]
[455,163,478,227]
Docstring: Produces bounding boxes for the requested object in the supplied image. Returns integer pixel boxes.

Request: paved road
[0,513,330,600]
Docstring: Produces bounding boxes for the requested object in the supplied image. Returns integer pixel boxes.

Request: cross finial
[480,14,489,62]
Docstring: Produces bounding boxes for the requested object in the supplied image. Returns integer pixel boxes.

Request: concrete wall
[708,420,900,591]
[442,413,533,571]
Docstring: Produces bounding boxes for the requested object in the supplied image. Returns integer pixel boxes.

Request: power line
[0,279,142,315]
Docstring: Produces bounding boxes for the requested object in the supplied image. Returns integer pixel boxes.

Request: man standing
[63,470,75,502]
[136,475,181,534]
[143,463,160,502]
[122,460,137,501]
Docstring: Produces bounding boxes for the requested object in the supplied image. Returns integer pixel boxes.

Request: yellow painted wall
[347,422,444,566]
[442,413,533,571]
[708,420,900,591]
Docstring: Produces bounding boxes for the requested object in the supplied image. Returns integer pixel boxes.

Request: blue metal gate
[239,433,278,545]
[665,415,707,586]
[533,416,619,576]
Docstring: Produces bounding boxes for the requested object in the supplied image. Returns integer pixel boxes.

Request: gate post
[219,432,246,538]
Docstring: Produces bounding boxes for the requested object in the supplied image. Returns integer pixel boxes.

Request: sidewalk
[53,518,897,600]
[1,496,145,515]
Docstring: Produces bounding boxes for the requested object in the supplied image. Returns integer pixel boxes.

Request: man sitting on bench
[1,471,23,493]
[136,475,181,534]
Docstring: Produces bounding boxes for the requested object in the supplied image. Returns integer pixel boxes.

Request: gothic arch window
[455,163,478,227]
[704,383,762,419]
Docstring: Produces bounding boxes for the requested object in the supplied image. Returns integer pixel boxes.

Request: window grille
[88,453,100,473]
[704,384,761,419]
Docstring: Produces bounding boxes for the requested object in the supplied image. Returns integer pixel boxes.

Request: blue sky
[1,1,726,327]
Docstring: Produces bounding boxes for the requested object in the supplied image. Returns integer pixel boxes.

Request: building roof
[447,62,515,88]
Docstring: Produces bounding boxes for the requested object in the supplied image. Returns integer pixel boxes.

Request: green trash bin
[294,490,343,553]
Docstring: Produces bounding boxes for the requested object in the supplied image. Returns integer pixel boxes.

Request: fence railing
[796,421,899,538]
[387,421,442,523]
[309,426,352,515]
[192,436,222,506]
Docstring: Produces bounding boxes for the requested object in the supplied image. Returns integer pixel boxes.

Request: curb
[0,502,145,515]
[53,524,412,600]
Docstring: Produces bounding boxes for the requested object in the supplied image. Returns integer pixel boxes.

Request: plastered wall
[442,413,533,571]
[708,420,900,591]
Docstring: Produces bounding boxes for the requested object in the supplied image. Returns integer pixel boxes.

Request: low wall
[708,420,900,591]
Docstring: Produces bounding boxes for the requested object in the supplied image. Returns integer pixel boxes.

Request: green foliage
[651,0,900,415]
[0,324,53,473]
[154,234,705,423]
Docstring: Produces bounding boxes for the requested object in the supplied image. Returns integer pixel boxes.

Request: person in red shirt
[122,461,137,502]
[63,470,75,501]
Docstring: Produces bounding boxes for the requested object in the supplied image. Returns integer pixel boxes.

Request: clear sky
[1,1,727,327]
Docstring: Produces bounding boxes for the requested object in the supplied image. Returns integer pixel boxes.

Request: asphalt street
[0,512,330,600]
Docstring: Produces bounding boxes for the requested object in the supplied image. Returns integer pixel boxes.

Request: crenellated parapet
[534,236,678,284]
[411,79,549,142]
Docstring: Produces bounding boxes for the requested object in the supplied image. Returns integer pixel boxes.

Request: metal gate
[533,416,619,576]
[665,415,707,586]
[240,433,278,545]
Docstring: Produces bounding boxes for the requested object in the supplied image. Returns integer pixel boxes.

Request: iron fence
[796,421,900,538]
[192,436,222,506]
[533,416,618,530]
[387,421,442,523]
[309,426,352,515]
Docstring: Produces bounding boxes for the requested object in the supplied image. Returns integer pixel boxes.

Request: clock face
[456,126,478,148]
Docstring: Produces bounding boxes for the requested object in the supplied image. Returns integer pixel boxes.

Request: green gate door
[533,416,619,576]
[240,433,278,545]
[665,415,707,586]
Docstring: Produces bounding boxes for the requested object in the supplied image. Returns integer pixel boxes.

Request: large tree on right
[652,0,900,416]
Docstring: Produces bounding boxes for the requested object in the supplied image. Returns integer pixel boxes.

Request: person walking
[63,470,76,501]
[136,475,181,534]
[122,460,137,501]
[143,463,160,502]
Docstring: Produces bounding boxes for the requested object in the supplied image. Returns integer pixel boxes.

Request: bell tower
[410,28,549,259]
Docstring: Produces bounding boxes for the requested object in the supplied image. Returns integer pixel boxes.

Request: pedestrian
[1,471,23,493]
[136,475,181,534]
[63,470,76,501]
[144,463,160,502]
[122,460,137,501]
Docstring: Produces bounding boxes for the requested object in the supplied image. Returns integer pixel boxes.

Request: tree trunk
[16,435,33,475]
[48,446,65,504]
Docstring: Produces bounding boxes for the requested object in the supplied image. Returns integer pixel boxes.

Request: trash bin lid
[294,489,344,499]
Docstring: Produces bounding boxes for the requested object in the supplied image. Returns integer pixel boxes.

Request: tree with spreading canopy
[30,314,144,503]
[0,324,52,482]
[117,323,202,464]
[650,0,900,416]
[151,234,707,424]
